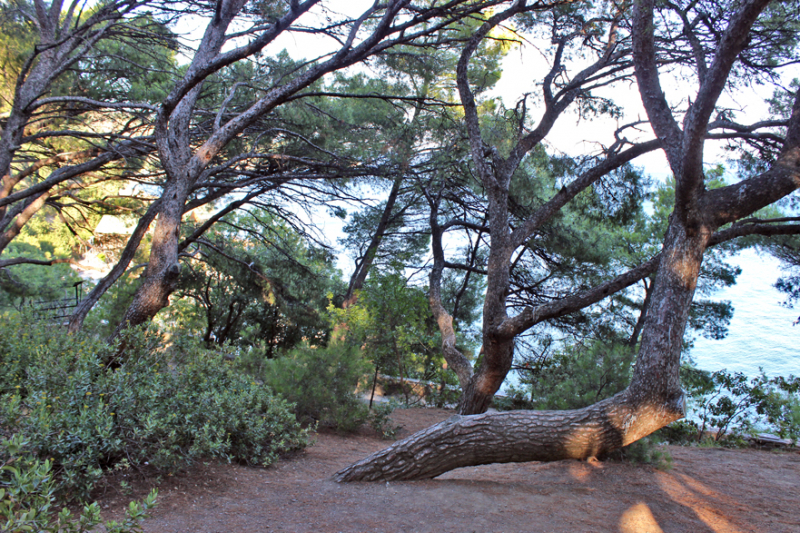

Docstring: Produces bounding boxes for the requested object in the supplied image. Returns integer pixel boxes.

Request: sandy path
[96,408,800,533]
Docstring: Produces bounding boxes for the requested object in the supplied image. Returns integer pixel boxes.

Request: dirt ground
[95,407,800,533]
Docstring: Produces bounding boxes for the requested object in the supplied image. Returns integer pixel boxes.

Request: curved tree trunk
[110,181,188,338]
[334,387,684,481]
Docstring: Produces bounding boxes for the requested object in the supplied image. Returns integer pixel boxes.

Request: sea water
[503,248,799,395]
[689,248,799,379]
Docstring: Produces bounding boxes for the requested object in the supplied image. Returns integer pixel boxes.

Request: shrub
[0,314,309,502]
[491,390,535,411]
[368,400,402,440]
[260,343,372,432]
[680,364,800,445]
[327,271,466,408]
[1,434,157,533]
[606,436,673,471]
[654,420,700,446]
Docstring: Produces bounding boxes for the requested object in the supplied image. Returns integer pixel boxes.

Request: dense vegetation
[1,0,800,524]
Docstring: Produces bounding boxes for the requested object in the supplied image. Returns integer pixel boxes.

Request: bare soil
[95,407,800,533]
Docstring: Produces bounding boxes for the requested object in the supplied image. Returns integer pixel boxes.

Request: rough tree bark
[333,391,683,481]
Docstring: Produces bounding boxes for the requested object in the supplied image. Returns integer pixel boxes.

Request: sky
[170,2,795,327]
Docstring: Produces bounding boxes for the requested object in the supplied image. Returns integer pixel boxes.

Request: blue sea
[502,248,799,394]
[690,248,799,379]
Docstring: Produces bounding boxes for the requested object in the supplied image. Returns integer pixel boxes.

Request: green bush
[259,343,372,432]
[679,365,800,445]
[507,339,800,448]
[513,339,635,411]
[368,400,402,440]
[1,434,157,533]
[0,313,309,502]
[654,420,700,445]
[491,391,535,411]
[606,436,673,471]
[327,271,466,408]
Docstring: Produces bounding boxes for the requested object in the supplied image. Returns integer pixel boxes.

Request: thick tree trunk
[459,336,514,415]
[456,187,514,415]
[627,219,708,404]
[111,181,188,337]
[334,388,684,481]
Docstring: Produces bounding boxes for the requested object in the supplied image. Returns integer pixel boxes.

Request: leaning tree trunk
[334,389,684,481]
[343,176,403,307]
[67,199,161,333]
[335,221,703,481]
[110,181,188,338]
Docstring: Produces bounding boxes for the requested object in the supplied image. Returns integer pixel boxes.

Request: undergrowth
[0,312,309,519]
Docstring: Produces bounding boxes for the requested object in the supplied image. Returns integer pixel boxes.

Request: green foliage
[340,202,430,277]
[606,437,673,471]
[329,271,463,405]
[0,314,309,502]
[66,14,178,105]
[655,420,702,446]
[0,2,36,111]
[82,270,144,339]
[259,343,371,432]
[1,434,157,533]
[680,364,800,445]
[368,400,402,440]
[511,339,635,411]
[163,209,342,353]
[0,241,83,311]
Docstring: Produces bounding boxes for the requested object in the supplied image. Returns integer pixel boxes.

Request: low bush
[1,434,157,533]
[681,364,800,445]
[0,313,309,503]
[368,400,402,440]
[605,436,673,471]
[259,343,372,432]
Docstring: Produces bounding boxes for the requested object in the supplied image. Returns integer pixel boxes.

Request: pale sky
[171,2,788,276]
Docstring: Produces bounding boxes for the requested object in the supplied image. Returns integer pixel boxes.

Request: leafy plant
[259,343,371,432]
[512,339,636,411]
[606,437,673,471]
[1,434,157,533]
[681,364,800,444]
[368,400,402,440]
[0,314,309,501]
[328,271,463,406]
